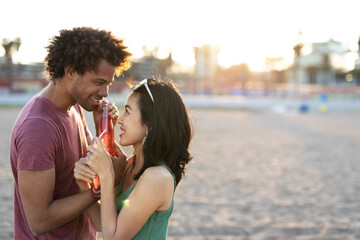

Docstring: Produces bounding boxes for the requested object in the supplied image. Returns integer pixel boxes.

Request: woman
[74,77,193,239]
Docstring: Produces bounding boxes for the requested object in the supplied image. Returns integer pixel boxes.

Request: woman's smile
[119,126,125,138]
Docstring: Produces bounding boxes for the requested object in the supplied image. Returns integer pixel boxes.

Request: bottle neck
[102,105,108,117]
[100,105,109,134]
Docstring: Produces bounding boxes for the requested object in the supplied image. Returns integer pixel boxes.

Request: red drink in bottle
[91,104,116,197]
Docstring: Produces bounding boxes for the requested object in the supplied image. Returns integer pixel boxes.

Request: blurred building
[0,60,46,93]
[0,51,174,93]
[193,44,219,92]
[128,53,173,80]
[355,57,360,86]
[219,63,251,95]
[354,37,360,86]
[291,39,353,85]
[112,52,173,92]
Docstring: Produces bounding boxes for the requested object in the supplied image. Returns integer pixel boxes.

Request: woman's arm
[100,167,174,240]
[85,139,174,239]
[75,139,127,231]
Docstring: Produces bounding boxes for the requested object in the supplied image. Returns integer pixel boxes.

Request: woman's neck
[132,144,144,174]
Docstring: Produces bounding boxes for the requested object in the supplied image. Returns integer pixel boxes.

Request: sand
[1,107,360,240]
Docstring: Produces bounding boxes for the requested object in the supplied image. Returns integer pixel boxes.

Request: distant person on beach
[10,27,131,239]
[74,77,193,239]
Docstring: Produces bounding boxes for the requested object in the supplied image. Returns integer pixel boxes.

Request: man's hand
[74,157,96,191]
[18,169,98,236]
[93,100,119,136]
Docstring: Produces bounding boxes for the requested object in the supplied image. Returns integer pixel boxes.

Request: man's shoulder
[13,97,63,140]
[19,96,55,119]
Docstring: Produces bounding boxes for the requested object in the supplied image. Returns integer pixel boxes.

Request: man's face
[70,60,116,111]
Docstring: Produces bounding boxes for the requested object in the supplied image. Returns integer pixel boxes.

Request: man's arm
[18,168,98,237]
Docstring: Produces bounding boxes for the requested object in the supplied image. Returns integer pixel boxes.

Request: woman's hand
[74,157,96,191]
[86,137,115,183]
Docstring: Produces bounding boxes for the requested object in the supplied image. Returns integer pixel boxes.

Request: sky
[0,0,359,71]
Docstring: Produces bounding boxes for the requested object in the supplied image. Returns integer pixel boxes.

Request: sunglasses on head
[132,79,154,103]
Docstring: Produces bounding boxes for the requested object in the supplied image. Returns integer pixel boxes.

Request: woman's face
[118,92,147,148]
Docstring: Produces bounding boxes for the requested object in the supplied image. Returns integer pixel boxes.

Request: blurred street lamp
[2,37,21,93]
[293,32,303,98]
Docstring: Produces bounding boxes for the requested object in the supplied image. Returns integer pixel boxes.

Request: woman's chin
[119,140,130,147]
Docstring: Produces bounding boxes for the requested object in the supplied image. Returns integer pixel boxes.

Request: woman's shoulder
[133,165,175,212]
[142,165,173,182]
[137,166,175,204]
[136,166,174,193]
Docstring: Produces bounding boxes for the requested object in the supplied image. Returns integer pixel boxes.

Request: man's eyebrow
[95,78,113,84]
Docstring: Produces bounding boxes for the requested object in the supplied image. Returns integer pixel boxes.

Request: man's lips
[91,97,102,105]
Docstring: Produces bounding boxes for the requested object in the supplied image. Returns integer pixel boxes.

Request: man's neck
[39,81,75,111]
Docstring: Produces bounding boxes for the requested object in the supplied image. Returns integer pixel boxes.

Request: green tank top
[114,164,176,240]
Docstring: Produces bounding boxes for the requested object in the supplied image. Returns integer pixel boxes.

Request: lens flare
[123,199,130,208]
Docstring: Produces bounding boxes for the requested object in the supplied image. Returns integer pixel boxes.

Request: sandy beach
[1,107,360,239]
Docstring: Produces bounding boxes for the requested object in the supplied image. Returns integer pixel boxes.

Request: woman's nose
[118,113,124,124]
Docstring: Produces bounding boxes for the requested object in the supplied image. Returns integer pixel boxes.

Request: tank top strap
[160,164,176,189]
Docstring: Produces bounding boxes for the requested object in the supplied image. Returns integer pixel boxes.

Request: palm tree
[2,37,21,92]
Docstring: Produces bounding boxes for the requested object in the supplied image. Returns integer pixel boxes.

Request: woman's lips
[119,127,125,137]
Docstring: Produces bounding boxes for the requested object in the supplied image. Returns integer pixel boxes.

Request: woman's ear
[142,129,148,145]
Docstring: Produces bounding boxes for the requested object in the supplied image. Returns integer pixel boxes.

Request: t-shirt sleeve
[15,118,59,170]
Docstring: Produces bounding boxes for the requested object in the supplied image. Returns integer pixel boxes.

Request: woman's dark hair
[130,77,193,185]
[44,27,132,82]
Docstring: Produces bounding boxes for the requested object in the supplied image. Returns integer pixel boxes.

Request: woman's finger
[88,144,96,153]
[94,137,108,153]
[74,170,93,184]
[86,151,94,158]
[92,137,103,149]
[75,160,95,177]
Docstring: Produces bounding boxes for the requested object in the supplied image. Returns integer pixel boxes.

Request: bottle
[91,104,116,197]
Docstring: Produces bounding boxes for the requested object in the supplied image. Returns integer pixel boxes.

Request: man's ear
[64,66,76,79]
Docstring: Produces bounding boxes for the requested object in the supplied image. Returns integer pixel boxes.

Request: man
[10,27,132,239]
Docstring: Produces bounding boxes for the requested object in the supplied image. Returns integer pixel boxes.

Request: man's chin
[79,103,97,112]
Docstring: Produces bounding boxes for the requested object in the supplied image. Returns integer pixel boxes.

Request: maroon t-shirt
[10,96,96,239]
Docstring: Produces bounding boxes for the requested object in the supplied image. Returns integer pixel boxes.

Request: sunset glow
[0,0,359,71]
